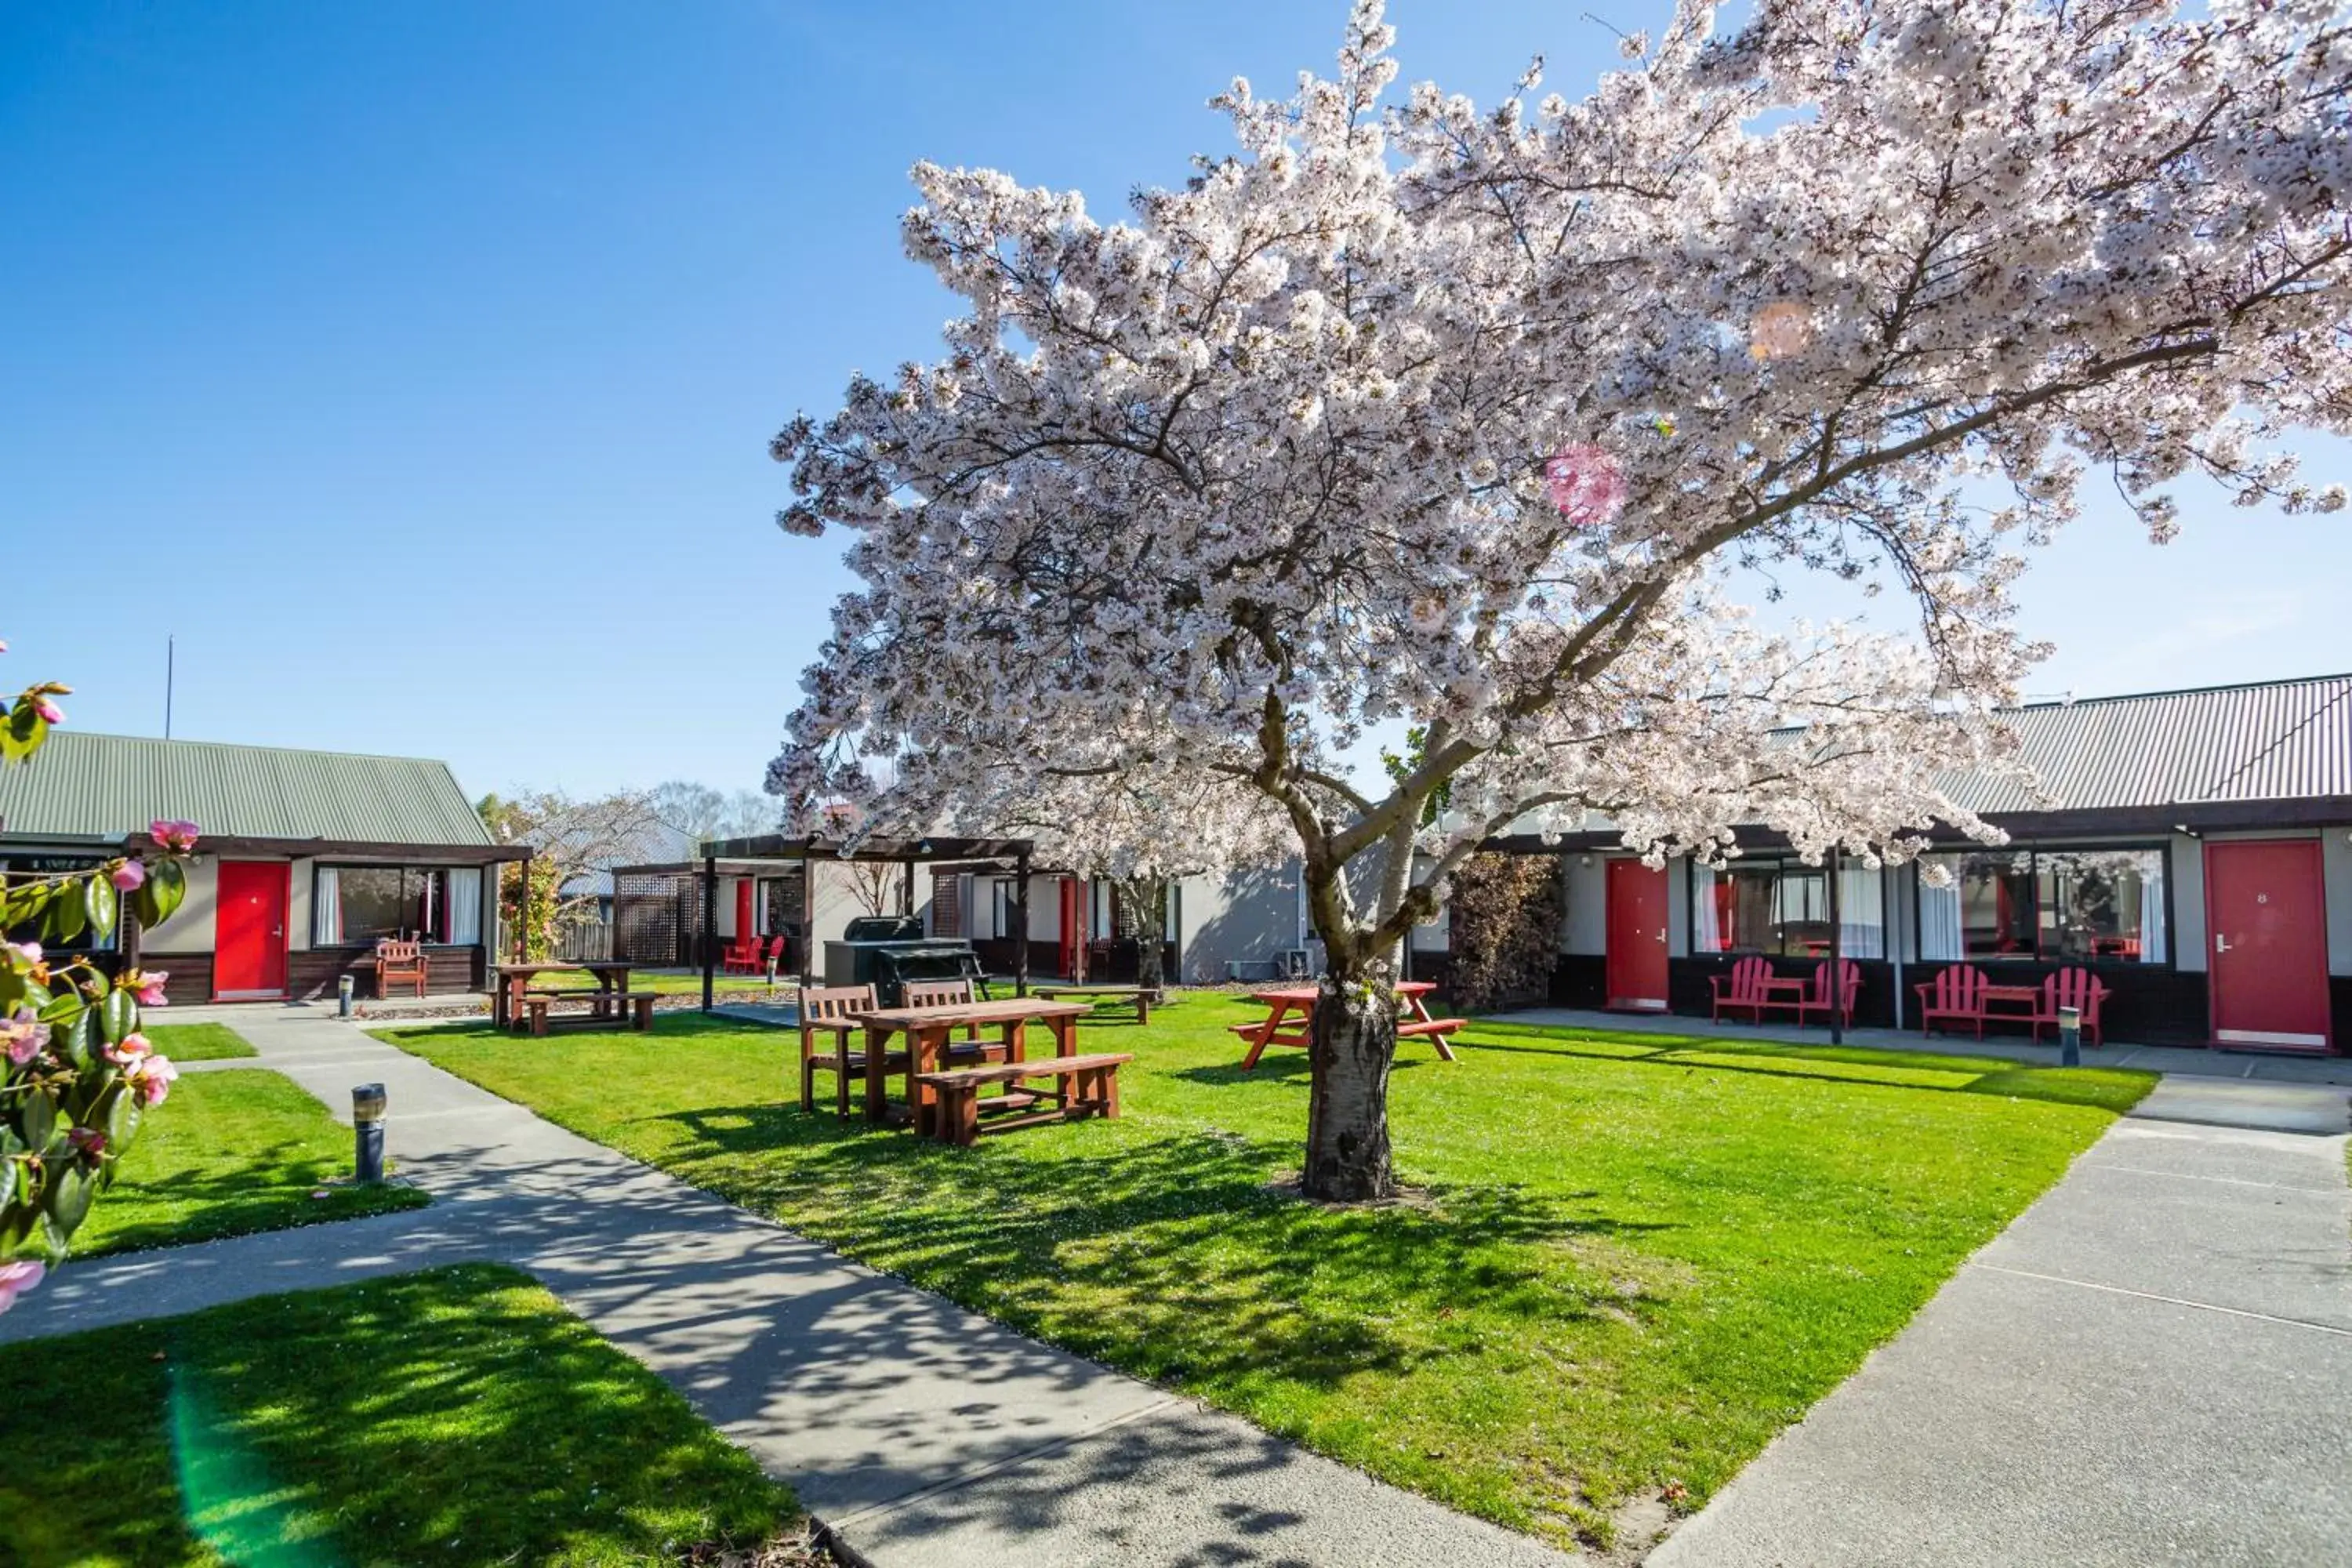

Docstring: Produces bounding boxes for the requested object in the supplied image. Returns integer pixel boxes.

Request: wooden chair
[2035,967,2111,1049]
[1795,958,1862,1029]
[721,934,764,975]
[374,938,428,998]
[902,978,996,1057]
[799,984,889,1116]
[1914,965,1990,1038]
[1710,956,1775,1023]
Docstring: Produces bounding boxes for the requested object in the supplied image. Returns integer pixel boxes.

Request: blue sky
[4,1,2345,806]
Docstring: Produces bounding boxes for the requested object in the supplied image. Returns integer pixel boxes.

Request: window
[1916,846,2167,964]
[1690,858,1885,959]
[991,878,1024,938]
[313,865,483,946]
[2,855,115,953]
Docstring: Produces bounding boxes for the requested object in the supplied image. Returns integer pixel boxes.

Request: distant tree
[651,782,779,848]
[477,789,670,958]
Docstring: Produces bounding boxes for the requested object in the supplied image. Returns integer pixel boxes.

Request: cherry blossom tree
[769,0,2352,1200]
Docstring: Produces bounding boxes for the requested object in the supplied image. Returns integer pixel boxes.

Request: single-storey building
[1463,673,2352,1053]
[0,731,520,1002]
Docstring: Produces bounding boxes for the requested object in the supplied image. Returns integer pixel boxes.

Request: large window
[2,854,115,953]
[1690,858,1885,959]
[313,865,483,946]
[1916,846,2167,964]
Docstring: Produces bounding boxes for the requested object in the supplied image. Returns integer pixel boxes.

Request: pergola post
[799,839,816,992]
[902,856,916,919]
[1827,844,1844,1046]
[699,851,717,1014]
[1012,850,1031,998]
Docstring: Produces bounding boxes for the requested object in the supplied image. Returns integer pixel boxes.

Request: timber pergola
[691,833,1039,1012]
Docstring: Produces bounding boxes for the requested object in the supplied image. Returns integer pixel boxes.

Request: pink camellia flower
[1543,443,1630,528]
[149,819,200,852]
[0,1260,45,1316]
[111,859,147,891]
[133,971,169,1007]
[2,1006,49,1067]
[105,1030,153,1067]
[31,696,64,724]
[3,941,42,970]
[129,1054,179,1106]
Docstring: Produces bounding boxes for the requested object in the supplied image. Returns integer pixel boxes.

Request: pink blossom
[148,820,201,852]
[67,1126,107,1160]
[31,696,63,724]
[105,1030,152,1066]
[129,1054,179,1106]
[2,1007,49,1067]
[133,971,169,1007]
[1542,444,1629,528]
[0,1260,45,1316]
[4,942,41,970]
[111,859,147,891]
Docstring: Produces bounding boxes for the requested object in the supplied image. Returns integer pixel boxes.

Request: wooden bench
[914,1052,1134,1147]
[1034,984,1162,1024]
[522,989,658,1036]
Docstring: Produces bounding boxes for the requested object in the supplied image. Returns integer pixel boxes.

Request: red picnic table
[1231,980,1465,1069]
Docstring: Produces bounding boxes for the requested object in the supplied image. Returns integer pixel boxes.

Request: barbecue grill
[822,915,985,1006]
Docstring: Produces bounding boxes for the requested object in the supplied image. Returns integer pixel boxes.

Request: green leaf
[149,859,187,927]
[83,876,117,942]
[42,1163,96,1238]
[0,702,48,764]
[56,1009,94,1071]
[35,989,83,1025]
[44,889,85,944]
[20,1091,56,1153]
[100,988,136,1045]
[104,1087,141,1153]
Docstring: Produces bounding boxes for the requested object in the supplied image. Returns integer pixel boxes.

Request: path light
[2057,1005,2082,1069]
[337,974,354,1018]
[352,1083,387,1183]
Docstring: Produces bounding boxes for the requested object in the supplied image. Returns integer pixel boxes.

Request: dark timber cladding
[691,834,1038,1011]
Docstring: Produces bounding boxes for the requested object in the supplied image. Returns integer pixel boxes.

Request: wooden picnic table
[848,997,1092,1127]
[1234,981,1462,1069]
[1033,983,1162,1024]
[490,960,636,1031]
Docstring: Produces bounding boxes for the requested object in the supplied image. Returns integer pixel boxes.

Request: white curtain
[312,866,342,946]
[1690,862,1722,950]
[1837,864,1886,959]
[446,867,483,946]
[2135,850,2167,963]
[1917,861,1964,960]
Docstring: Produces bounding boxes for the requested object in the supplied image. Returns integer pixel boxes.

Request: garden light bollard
[2057,1005,2082,1069]
[352,1083,387,1183]
[337,973,354,1018]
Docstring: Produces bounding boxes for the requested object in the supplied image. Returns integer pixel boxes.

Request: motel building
[1472,674,2352,1054]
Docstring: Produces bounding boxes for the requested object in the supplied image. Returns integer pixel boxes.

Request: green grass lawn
[378,1003,2153,1550]
[141,1022,259,1062]
[0,1264,803,1567]
[70,1069,430,1258]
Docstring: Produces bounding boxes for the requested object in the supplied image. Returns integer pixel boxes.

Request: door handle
[1657,928,1667,943]
[2214,934,2231,954]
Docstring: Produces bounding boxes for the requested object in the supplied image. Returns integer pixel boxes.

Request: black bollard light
[352,1083,387,1183]
[337,974,355,1018]
[2057,1004,2082,1069]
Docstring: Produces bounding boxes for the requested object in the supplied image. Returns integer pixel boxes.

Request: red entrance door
[215,860,289,999]
[1606,858,1671,1011]
[2205,840,2332,1052]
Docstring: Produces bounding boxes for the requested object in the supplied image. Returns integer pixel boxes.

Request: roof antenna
[165,634,175,739]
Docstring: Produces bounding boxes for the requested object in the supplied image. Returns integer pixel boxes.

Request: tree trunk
[1302,947,1400,1203]
[1129,877,1167,993]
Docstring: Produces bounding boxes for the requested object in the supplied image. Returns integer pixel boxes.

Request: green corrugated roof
[0,731,493,846]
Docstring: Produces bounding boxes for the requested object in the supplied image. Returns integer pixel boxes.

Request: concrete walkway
[1,1006,1572,1568]
[1653,1074,2352,1566]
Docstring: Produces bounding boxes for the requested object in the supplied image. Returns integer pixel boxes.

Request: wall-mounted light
[2172,823,2200,840]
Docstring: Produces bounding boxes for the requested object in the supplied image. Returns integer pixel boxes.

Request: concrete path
[2,1006,1573,1568]
[1652,1076,2352,1566]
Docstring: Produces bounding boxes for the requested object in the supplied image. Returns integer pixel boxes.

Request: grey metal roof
[0,731,494,847]
[1945,673,2352,813]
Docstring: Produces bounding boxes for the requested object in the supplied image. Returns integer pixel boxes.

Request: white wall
[287,858,314,951]
[1561,854,1607,955]
[142,855,219,950]
[2325,829,2352,976]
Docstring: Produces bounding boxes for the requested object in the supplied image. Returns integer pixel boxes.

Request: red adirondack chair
[1711,956,1775,1023]
[1914,965,1991,1038]
[2034,967,2111,1049]
[1796,958,1862,1029]
[720,934,764,974]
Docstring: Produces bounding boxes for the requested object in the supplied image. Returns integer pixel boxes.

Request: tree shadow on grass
[624,1101,1678,1398]
[74,1138,430,1260]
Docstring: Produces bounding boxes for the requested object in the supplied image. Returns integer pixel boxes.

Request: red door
[1606,858,1671,1011]
[2206,840,2332,1052]
[215,861,289,999]
[735,880,755,943]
